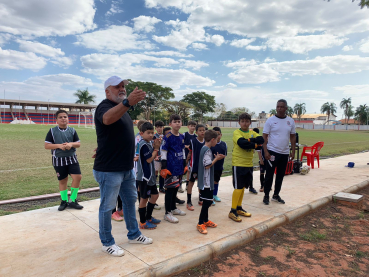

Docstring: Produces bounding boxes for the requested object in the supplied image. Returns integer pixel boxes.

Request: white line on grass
[0,163,94,173]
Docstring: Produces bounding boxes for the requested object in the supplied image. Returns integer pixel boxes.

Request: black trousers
[165,187,179,213]
[264,150,289,197]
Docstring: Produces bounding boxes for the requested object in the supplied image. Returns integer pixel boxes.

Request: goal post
[78,110,95,128]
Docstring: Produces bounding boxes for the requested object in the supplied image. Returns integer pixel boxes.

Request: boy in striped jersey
[45,110,83,211]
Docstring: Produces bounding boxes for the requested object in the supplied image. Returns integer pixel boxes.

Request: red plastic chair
[300,142,324,169]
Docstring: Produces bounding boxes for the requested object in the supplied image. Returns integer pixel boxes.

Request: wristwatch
[122,99,131,108]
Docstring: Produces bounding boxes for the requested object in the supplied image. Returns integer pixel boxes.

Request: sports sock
[146,202,155,221]
[213,183,219,196]
[137,191,141,203]
[187,193,192,204]
[237,189,245,207]
[231,189,243,210]
[230,208,238,216]
[60,190,68,201]
[159,176,164,190]
[70,187,79,202]
[139,207,146,224]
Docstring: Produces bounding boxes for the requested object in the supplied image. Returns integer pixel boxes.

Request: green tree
[293,103,306,122]
[182,91,216,123]
[340,97,351,124]
[354,104,368,125]
[126,80,174,120]
[231,107,255,118]
[162,101,193,123]
[320,102,337,124]
[74,88,96,104]
[214,103,227,119]
[286,106,294,117]
[345,104,355,123]
[269,109,276,116]
[327,0,369,9]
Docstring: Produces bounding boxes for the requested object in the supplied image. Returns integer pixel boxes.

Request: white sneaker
[164,212,179,223]
[128,234,153,245]
[172,208,186,216]
[102,244,125,257]
[154,204,161,210]
[178,187,184,193]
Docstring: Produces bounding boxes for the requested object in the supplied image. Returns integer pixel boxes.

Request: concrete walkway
[1,153,368,277]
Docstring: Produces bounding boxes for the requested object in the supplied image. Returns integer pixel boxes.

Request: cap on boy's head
[104,76,129,90]
[253,128,260,134]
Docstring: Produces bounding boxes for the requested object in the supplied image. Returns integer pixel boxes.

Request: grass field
[1,124,369,201]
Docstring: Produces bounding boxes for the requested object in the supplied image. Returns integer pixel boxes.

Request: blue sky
[1,0,369,118]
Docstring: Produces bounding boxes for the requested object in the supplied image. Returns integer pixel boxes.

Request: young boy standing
[183,121,197,192]
[253,128,266,192]
[229,113,264,222]
[211,127,227,204]
[186,124,206,211]
[154,120,165,193]
[197,130,225,234]
[160,114,187,223]
[44,110,83,211]
[136,122,162,229]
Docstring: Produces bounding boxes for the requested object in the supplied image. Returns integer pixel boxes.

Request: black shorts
[232,166,253,189]
[214,170,223,183]
[53,163,81,181]
[189,172,198,182]
[199,187,213,202]
[164,175,182,189]
[137,180,158,199]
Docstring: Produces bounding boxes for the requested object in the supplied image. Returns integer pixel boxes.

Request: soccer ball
[300,165,310,175]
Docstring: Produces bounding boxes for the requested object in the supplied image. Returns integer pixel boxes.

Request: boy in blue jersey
[45,110,83,211]
[136,122,162,229]
[211,127,227,204]
[186,124,206,211]
[160,114,187,223]
[183,120,197,192]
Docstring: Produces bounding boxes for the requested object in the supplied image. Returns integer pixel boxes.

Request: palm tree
[345,104,354,124]
[340,97,351,124]
[269,109,276,116]
[320,102,337,124]
[286,106,294,117]
[354,104,368,125]
[293,103,306,122]
[74,88,96,104]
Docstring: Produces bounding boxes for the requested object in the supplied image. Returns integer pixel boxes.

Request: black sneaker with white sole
[129,234,153,245]
[58,200,68,211]
[263,196,269,205]
[68,200,84,209]
[272,195,285,204]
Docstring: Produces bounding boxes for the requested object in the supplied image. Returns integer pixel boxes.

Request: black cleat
[68,200,84,209]
[58,200,68,211]
[272,195,285,204]
[175,197,185,205]
[263,196,269,205]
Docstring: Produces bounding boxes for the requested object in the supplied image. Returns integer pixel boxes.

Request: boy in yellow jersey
[229,113,264,222]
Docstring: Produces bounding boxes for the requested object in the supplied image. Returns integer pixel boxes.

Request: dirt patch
[175,186,369,277]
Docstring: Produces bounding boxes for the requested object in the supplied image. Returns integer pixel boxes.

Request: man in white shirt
[262,99,296,205]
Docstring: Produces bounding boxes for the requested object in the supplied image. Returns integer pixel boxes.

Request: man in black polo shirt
[93,76,152,257]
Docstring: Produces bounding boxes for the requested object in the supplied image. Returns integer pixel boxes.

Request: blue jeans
[93,169,141,246]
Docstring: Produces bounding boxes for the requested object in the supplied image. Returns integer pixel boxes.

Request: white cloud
[226,83,237,88]
[106,0,124,16]
[0,33,13,46]
[17,40,64,57]
[205,34,225,46]
[245,45,267,51]
[230,38,256,48]
[266,35,347,54]
[145,0,369,38]
[359,38,369,53]
[153,19,205,50]
[334,84,369,97]
[143,51,194,57]
[226,55,369,84]
[179,59,209,70]
[264,57,276,63]
[75,25,154,52]
[191,43,208,50]
[133,16,161,33]
[50,56,75,68]
[342,45,353,51]
[0,74,99,102]
[80,53,215,89]
[0,47,46,70]
[0,0,96,37]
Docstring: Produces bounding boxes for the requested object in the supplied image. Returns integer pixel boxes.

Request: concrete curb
[129,178,369,277]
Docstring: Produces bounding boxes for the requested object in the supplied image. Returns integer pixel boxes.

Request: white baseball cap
[104,76,129,90]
